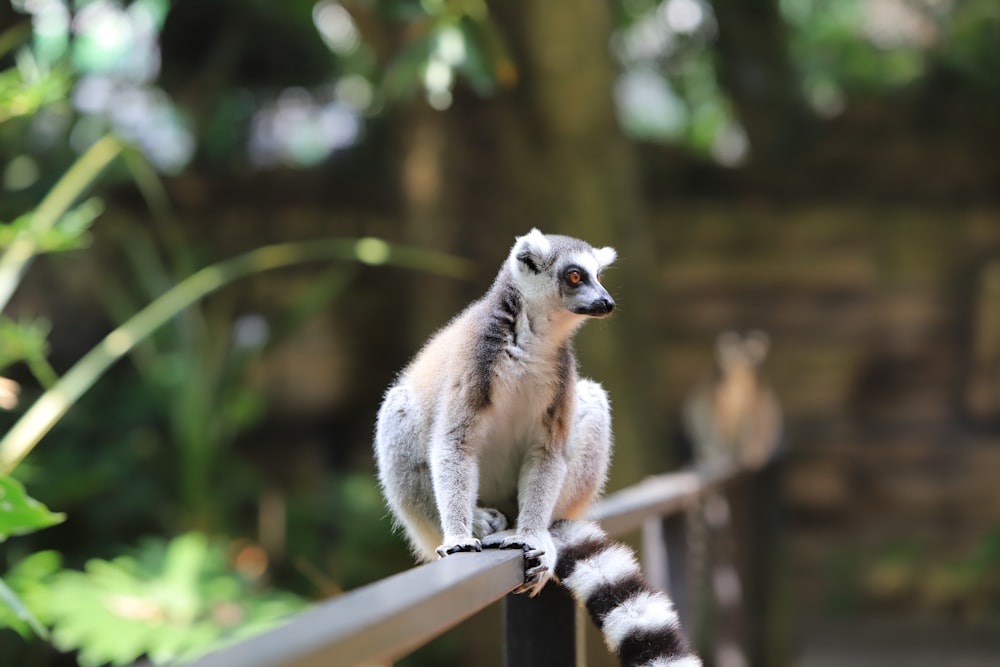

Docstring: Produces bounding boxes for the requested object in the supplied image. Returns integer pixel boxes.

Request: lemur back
[374,229,700,667]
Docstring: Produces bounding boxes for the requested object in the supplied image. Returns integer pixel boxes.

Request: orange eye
[596,273,603,284]
[567,270,582,285]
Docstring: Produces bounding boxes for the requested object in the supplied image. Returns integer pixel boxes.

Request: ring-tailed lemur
[375,229,700,666]
[682,330,782,469]
[680,330,783,667]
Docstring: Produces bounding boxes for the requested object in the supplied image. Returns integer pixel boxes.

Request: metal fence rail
[183,549,524,667]
[179,458,779,667]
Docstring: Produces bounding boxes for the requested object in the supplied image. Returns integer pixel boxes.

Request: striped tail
[551,519,702,667]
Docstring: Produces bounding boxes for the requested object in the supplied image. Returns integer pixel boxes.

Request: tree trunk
[708,0,814,163]
[394,0,670,486]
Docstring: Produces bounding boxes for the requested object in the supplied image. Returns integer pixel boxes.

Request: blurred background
[1,0,999,665]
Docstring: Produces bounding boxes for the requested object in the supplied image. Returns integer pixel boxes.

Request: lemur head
[507,228,616,318]
[716,330,770,370]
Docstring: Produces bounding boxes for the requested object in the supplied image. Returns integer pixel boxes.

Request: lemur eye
[596,273,603,284]
[566,269,582,285]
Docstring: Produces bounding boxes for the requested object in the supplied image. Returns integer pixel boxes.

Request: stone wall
[647,206,1000,616]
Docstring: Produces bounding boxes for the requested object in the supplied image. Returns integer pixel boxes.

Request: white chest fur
[474,316,571,506]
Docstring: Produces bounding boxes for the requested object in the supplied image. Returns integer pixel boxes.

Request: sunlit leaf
[0,198,103,253]
[0,67,72,123]
[0,476,65,541]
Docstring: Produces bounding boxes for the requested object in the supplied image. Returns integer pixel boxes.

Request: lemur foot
[435,536,482,558]
[482,529,556,597]
[473,507,509,538]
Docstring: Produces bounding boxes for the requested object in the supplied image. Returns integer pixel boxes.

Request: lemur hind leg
[374,386,443,562]
[555,378,612,520]
[375,386,509,560]
[473,507,508,538]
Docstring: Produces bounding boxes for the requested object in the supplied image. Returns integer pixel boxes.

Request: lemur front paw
[435,536,482,558]
[481,529,556,597]
[472,507,509,538]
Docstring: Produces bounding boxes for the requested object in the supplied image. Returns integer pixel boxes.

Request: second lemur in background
[682,330,782,469]
[680,331,782,667]
[375,229,700,667]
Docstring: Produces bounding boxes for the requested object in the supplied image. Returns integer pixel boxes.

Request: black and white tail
[551,519,702,667]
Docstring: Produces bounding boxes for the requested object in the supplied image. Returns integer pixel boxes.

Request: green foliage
[0,32,476,662]
[0,476,65,541]
[610,0,745,161]
[0,551,61,639]
[325,473,407,589]
[0,479,65,639]
[95,221,270,528]
[615,0,999,155]
[42,533,306,667]
[382,2,514,109]
[780,0,927,99]
[936,0,1000,93]
[0,199,103,254]
[0,317,56,386]
[0,63,71,124]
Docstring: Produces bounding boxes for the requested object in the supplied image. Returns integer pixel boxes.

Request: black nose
[591,297,614,316]
[573,297,616,316]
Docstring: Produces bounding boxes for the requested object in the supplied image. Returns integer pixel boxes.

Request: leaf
[0,67,72,124]
[0,198,103,253]
[0,575,48,638]
[455,15,516,95]
[0,551,61,638]
[0,476,65,541]
[382,27,435,101]
[0,316,52,374]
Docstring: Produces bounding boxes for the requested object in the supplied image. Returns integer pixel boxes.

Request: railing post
[642,507,694,633]
[504,581,579,667]
[708,485,747,667]
[745,456,785,667]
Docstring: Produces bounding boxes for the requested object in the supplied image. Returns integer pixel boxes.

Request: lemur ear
[716,330,742,366]
[510,228,552,275]
[744,330,771,363]
[594,246,617,268]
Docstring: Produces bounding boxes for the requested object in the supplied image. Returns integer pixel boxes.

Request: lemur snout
[575,297,615,316]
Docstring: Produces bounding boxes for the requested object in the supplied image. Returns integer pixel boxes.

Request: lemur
[682,330,782,469]
[680,330,782,667]
[375,229,700,667]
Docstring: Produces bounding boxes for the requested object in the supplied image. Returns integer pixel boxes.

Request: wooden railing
[180,457,783,667]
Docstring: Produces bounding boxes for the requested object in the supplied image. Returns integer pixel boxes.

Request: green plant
[0,40,127,639]
[0,17,476,663]
[0,477,65,638]
[0,236,473,478]
[41,533,307,667]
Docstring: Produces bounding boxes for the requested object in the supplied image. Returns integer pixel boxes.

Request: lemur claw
[435,538,482,558]
[526,563,549,577]
[482,530,555,596]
